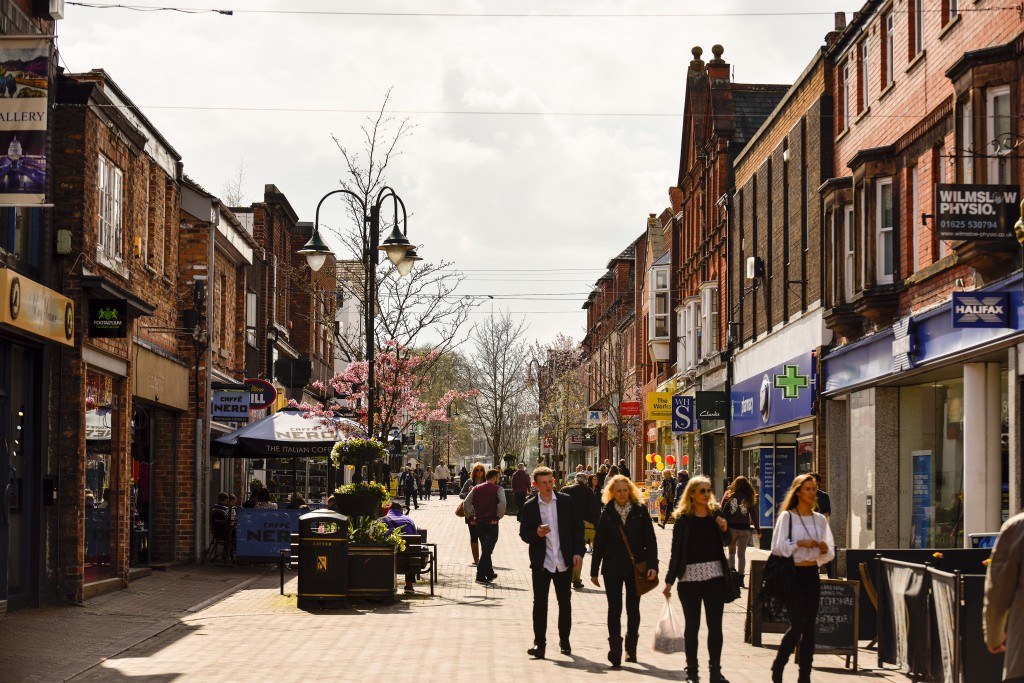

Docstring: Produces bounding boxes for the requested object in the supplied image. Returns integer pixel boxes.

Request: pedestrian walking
[618,458,631,480]
[658,469,676,528]
[459,466,470,488]
[674,468,690,504]
[423,468,433,500]
[519,466,584,659]
[663,475,732,683]
[414,464,425,498]
[596,464,609,492]
[511,462,531,521]
[769,473,835,683]
[460,463,487,565]
[588,473,600,495]
[984,510,1024,682]
[591,474,658,667]
[463,468,506,585]
[563,472,600,587]
[721,476,761,586]
[400,465,420,510]
[433,462,450,500]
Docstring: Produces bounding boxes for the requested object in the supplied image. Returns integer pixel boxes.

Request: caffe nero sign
[935,184,1020,240]
[88,299,127,338]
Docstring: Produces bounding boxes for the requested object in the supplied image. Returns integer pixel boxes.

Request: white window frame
[876,178,895,285]
[910,167,920,272]
[843,204,855,301]
[648,266,670,341]
[699,284,718,358]
[859,187,867,287]
[842,62,851,131]
[246,290,257,347]
[97,155,124,268]
[912,0,924,57]
[860,40,870,112]
[675,307,685,370]
[883,13,894,88]
[960,98,974,183]
[141,171,149,267]
[987,86,1011,185]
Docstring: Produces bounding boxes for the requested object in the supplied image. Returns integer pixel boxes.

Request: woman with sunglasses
[663,475,732,683]
[460,462,487,565]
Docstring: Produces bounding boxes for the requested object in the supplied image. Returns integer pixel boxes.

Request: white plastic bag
[652,595,685,654]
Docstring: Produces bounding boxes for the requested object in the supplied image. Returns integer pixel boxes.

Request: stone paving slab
[5,496,910,682]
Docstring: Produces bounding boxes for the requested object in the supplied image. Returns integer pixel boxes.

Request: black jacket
[519,492,585,571]
[591,502,658,578]
[563,483,600,525]
[664,510,731,584]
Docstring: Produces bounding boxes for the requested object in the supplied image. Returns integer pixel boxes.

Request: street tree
[589,329,641,467]
[531,334,586,471]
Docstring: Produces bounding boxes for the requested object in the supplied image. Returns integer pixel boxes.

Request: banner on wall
[910,451,932,549]
[0,37,50,205]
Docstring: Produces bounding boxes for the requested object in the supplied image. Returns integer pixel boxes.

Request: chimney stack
[834,12,847,31]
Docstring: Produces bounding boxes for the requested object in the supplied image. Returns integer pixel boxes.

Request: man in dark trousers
[400,465,419,510]
[463,468,506,585]
[511,462,531,521]
[617,458,631,480]
[563,472,600,589]
[519,466,584,659]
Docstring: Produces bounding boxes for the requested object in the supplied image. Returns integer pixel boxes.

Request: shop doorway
[84,368,122,583]
[129,405,153,567]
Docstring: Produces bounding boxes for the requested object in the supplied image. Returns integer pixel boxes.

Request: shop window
[881,11,894,89]
[700,285,718,357]
[909,0,923,60]
[859,40,870,113]
[0,207,38,268]
[899,380,967,549]
[649,266,669,340]
[85,368,122,582]
[987,86,1011,184]
[876,178,894,284]
[843,204,855,300]
[958,98,974,183]
[849,391,878,547]
[97,155,124,269]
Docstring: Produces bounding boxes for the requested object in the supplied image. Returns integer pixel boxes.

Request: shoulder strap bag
[616,513,659,597]
[758,511,799,617]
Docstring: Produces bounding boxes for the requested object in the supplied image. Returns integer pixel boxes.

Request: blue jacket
[380,510,418,535]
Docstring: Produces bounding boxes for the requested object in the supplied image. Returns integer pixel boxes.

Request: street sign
[416,443,425,452]
[672,395,695,433]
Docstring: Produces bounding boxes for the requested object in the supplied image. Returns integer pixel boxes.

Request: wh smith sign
[952,292,1010,328]
[672,395,695,433]
[936,184,1019,240]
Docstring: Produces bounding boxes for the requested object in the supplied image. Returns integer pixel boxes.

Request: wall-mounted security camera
[745,256,764,280]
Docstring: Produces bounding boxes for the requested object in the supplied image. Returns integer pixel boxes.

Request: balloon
[681,455,689,466]
[645,454,653,463]
[654,454,662,463]
[665,455,676,465]
[656,462,665,471]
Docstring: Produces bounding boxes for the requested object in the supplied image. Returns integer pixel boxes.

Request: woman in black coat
[590,474,658,668]
[663,475,732,683]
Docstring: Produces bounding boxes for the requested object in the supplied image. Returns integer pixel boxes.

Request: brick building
[670,45,787,493]
[818,1,1024,552]
[728,40,836,534]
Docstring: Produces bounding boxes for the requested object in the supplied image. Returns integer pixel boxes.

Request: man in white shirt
[519,466,584,659]
[433,463,450,500]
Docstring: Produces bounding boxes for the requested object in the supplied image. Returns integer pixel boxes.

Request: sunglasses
[695,488,711,495]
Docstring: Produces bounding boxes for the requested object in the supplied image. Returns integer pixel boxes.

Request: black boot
[684,665,700,682]
[709,664,730,683]
[607,637,622,668]
[797,668,812,683]
[624,634,638,662]
[770,657,785,683]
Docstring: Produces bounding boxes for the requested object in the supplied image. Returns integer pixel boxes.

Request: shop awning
[212,409,364,458]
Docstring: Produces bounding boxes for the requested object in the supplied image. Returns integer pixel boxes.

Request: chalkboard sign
[746,560,860,670]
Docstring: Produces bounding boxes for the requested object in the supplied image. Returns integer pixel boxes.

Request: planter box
[334,492,381,517]
[347,544,397,602]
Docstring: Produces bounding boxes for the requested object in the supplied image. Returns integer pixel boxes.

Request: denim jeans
[476,522,499,581]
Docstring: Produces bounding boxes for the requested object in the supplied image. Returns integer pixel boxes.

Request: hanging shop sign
[646,425,658,442]
[672,395,695,433]
[935,184,1020,241]
[586,410,604,424]
[619,401,641,418]
[212,389,251,422]
[87,299,127,338]
[731,352,815,436]
[0,268,73,346]
[695,391,727,420]
[581,427,598,447]
[951,291,1010,329]
[0,36,50,205]
[645,392,672,420]
[244,378,278,410]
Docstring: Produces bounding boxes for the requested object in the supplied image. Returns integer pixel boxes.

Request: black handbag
[721,560,741,603]
[758,512,798,616]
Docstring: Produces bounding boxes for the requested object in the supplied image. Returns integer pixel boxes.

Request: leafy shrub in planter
[330,438,387,468]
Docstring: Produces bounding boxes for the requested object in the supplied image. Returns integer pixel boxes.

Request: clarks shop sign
[88,299,127,338]
[936,184,1019,240]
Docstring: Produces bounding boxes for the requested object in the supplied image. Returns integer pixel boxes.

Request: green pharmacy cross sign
[773,364,809,399]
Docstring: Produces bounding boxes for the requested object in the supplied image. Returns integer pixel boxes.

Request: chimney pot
[834,11,846,30]
[710,44,724,63]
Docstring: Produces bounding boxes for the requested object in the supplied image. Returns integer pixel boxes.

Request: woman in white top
[769,473,835,683]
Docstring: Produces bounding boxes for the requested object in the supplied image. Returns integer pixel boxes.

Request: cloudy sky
[58,0,853,346]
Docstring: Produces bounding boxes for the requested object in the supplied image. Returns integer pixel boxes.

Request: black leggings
[678,577,725,669]
[603,575,640,642]
[776,565,821,674]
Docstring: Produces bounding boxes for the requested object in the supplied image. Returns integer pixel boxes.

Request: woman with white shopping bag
[663,476,732,683]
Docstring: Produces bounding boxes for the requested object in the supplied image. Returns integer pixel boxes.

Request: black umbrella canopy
[213,409,364,459]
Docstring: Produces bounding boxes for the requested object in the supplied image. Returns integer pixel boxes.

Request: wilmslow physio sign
[936,184,1019,240]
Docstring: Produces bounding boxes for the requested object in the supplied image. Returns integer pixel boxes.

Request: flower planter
[334,492,380,517]
[346,544,397,602]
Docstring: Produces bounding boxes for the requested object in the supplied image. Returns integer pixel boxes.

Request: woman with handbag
[663,475,732,683]
[590,474,658,668]
[769,473,835,683]
[720,476,761,585]
[458,463,486,565]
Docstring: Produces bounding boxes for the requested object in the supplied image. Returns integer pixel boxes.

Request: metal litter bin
[296,509,349,609]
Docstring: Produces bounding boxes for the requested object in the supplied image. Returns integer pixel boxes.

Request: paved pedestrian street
[1,497,908,683]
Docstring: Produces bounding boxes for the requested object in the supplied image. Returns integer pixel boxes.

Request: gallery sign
[951,291,1010,328]
[0,37,50,205]
[88,299,127,338]
[935,184,1020,241]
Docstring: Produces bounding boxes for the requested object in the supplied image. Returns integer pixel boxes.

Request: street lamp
[301,186,420,452]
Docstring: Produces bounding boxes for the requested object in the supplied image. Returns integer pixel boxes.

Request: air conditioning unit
[34,0,64,20]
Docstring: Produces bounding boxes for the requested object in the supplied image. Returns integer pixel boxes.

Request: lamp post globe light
[299,186,419,462]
